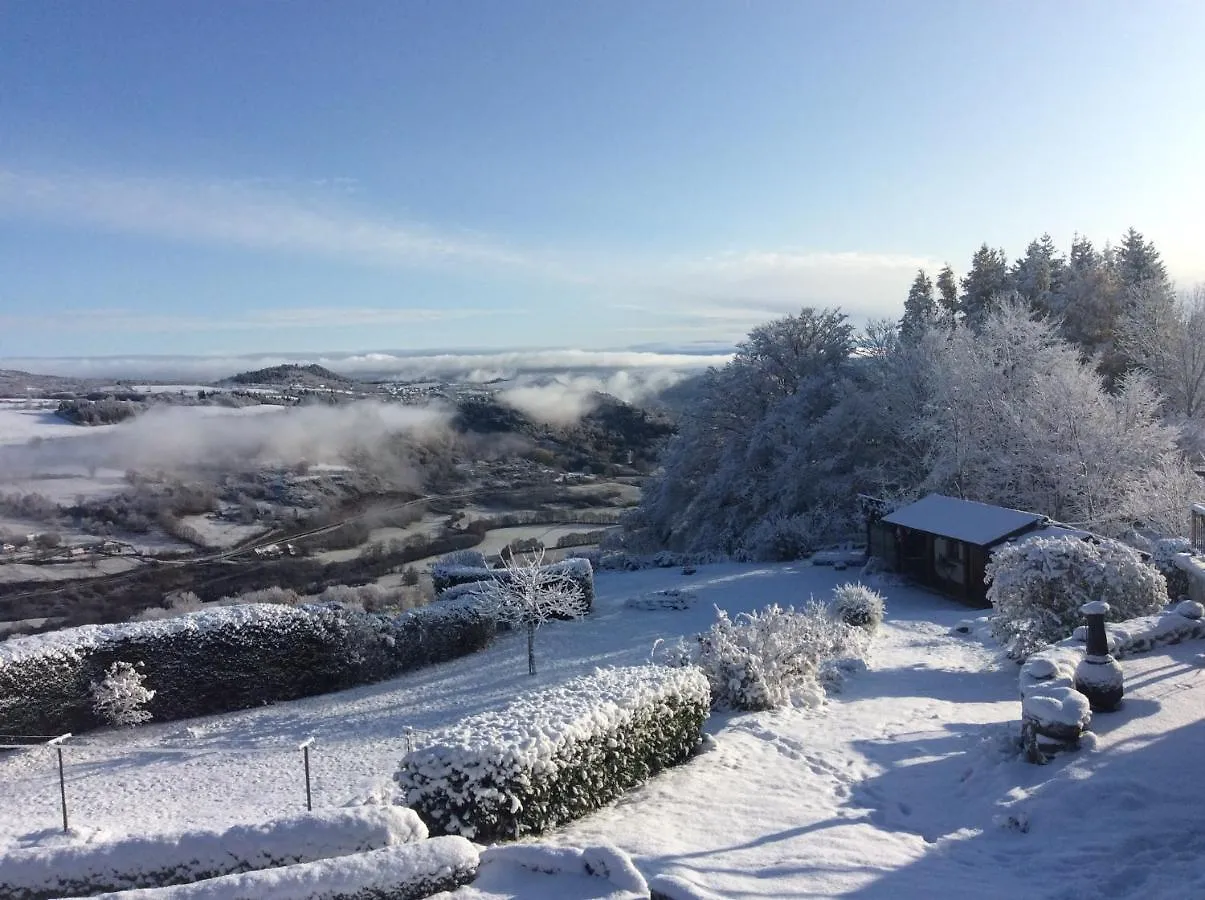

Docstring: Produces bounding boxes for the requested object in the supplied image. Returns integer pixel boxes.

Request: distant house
[868,494,1090,607]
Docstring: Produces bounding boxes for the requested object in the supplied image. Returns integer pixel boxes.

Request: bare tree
[478,550,587,675]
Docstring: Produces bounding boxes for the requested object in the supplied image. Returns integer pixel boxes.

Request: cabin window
[933,536,966,585]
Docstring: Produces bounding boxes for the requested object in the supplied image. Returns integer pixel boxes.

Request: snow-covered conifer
[90,661,155,727]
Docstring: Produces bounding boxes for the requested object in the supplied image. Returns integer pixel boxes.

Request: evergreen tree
[1010,234,1065,316]
[959,244,1010,329]
[900,269,937,342]
[1116,227,1169,290]
[935,265,960,327]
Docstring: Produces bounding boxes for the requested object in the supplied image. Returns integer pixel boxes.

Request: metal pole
[58,748,68,833]
[48,734,71,834]
[299,738,314,812]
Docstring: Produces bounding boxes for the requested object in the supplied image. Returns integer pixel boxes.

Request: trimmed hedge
[1,807,425,900]
[432,558,595,610]
[0,600,496,736]
[395,665,709,842]
[80,835,479,900]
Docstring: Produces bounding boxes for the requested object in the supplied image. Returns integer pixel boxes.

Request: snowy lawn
[1,562,1203,898]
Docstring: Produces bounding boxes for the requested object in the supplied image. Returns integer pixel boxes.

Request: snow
[0,807,426,898]
[1,561,1205,898]
[82,835,479,899]
[881,493,1043,546]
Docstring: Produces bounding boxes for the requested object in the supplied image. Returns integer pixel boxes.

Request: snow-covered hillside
[1,562,1203,898]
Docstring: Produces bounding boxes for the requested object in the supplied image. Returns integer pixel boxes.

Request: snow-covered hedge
[433,558,594,612]
[0,807,426,900]
[395,665,709,842]
[80,835,479,900]
[663,602,867,711]
[986,536,1168,659]
[829,582,885,630]
[0,599,496,736]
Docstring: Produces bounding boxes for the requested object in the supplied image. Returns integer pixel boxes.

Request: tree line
[629,229,1200,559]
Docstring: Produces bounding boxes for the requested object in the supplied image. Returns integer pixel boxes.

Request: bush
[830,582,886,630]
[82,836,479,900]
[986,536,1170,659]
[0,600,497,736]
[91,661,155,726]
[1148,536,1193,600]
[0,807,426,900]
[396,665,709,842]
[663,602,866,710]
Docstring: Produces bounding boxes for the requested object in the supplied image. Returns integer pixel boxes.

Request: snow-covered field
[2,562,1203,898]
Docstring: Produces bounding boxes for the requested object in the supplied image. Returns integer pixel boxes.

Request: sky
[1,1,1203,366]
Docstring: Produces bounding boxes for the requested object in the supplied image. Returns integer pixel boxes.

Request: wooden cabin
[868,494,1087,607]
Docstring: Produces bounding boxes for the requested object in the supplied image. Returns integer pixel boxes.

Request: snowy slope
[1,562,1203,898]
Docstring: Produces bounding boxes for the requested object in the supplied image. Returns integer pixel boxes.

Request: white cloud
[0,168,538,271]
[497,369,691,425]
[0,348,733,382]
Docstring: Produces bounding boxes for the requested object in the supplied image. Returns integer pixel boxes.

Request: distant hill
[220,364,355,387]
[0,369,106,397]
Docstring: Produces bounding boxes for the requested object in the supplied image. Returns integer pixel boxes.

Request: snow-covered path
[2,563,1204,898]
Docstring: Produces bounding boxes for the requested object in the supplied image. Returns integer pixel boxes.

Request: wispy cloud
[0,168,540,271]
[0,306,496,334]
[622,249,943,337]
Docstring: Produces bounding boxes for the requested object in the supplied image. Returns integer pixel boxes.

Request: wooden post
[299,738,315,812]
[48,734,71,833]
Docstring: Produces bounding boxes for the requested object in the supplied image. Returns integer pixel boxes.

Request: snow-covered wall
[396,664,710,842]
[0,807,426,900]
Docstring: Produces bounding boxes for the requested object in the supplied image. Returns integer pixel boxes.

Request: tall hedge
[0,807,426,900]
[0,600,496,736]
[396,665,709,842]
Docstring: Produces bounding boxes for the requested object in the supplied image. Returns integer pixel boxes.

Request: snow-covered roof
[1012,524,1093,545]
[881,494,1043,546]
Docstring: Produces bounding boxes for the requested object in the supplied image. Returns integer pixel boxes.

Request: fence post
[48,734,72,833]
[298,738,315,812]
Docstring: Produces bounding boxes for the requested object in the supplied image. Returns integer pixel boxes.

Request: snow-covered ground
[2,562,1203,898]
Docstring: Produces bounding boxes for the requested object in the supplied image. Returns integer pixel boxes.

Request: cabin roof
[881,494,1044,546]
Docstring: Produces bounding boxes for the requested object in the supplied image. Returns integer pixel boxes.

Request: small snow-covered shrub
[81,835,479,900]
[431,550,490,591]
[91,661,155,726]
[665,602,866,711]
[396,665,709,842]
[986,536,1168,659]
[0,806,426,900]
[0,599,496,736]
[830,582,886,630]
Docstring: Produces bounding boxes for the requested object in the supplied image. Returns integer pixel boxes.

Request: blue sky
[2,1,1203,362]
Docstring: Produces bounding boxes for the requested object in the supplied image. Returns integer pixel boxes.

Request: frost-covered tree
[959,244,1010,329]
[1121,285,1205,420]
[935,264,960,327]
[476,550,586,675]
[900,269,937,343]
[1010,234,1065,316]
[90,661,156,726]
